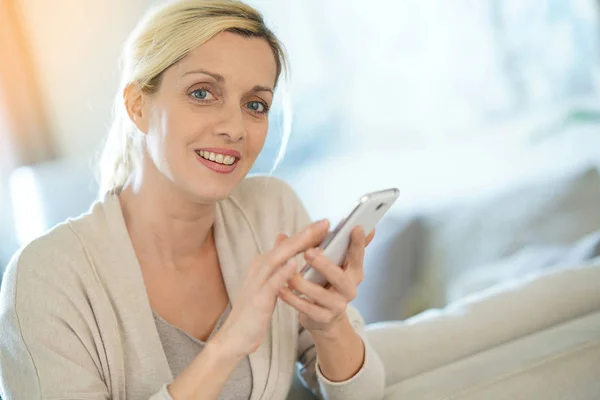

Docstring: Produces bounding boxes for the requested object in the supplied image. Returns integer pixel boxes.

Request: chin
[185,173,245,203]
[179,156,252,202]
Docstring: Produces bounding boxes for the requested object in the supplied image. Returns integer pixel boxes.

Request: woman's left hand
[278,226,375,334]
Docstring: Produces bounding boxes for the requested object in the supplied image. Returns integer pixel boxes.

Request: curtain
[0,0,55,171]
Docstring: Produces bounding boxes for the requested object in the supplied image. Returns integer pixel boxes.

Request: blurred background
[1,0,600,322]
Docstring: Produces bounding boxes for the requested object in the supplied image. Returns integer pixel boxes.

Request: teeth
[197,150,237,166]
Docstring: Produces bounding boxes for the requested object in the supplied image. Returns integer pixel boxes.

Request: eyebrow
[182,68,274,94]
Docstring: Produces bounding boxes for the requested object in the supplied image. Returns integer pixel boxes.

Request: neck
[118,173,216,272]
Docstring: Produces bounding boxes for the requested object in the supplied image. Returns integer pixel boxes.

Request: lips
[194,148,241,174]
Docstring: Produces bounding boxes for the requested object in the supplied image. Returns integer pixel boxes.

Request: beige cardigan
[0,177,385,400]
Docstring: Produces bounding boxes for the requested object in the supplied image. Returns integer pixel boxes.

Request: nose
[213,103,245,142]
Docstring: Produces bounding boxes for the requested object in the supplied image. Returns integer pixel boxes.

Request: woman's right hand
[212,219,330,359]
[167,219,330,400]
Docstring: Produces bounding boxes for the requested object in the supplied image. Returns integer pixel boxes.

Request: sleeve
[0,250,171,400]
[150,385,175,400]
[278,179,386,400]
[296,306,386,400]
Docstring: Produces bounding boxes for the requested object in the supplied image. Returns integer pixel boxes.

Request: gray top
[153,303,253,399]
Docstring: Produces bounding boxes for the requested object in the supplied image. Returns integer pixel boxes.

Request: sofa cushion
[413,166,600,309]
[354,214,424,323]
[449,228,600,302]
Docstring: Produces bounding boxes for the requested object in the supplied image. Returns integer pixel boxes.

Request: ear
[123,83,150,134]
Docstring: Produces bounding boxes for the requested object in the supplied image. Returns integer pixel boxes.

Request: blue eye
[191,89,209,100]
[248,101,267,113]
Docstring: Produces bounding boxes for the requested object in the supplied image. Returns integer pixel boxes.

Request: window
[247,0,600,157]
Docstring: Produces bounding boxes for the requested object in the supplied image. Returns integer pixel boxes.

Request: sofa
[289,257,600,399]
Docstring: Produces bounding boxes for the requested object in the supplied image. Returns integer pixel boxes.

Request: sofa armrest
[364,258,600,387]
[384,310,600,399]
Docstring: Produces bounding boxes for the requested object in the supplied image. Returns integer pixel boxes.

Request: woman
[0,1,385,399]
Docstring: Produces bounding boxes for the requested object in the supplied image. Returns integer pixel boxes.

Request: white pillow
[414,166,600,309]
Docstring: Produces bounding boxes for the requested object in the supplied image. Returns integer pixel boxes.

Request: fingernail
[306,248,317,260]
[316,219,329,227]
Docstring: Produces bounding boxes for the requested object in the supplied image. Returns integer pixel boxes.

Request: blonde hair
[98,0,290,195]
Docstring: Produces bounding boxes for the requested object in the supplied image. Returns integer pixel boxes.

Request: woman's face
[133,31,278,202]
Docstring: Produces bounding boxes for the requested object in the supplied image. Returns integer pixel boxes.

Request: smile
[195,150,238,165]
[194,148,241,174]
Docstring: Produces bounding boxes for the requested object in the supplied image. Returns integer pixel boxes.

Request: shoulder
[5,223,84,282]
[224,175,312,237]
[0,213,113,399]
[1,205,103,309]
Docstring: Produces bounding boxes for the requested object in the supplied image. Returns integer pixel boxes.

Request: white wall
[17,0,154,161]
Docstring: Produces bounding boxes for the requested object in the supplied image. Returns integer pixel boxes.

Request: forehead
[171,31,278,88]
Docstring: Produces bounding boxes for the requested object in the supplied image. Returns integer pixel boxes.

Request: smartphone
[301,188,400,287]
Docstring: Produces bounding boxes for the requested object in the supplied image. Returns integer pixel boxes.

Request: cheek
[246,121,269,159]
[146,109,187,171]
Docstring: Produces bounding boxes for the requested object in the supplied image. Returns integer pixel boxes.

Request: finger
[304,248,357,301]
[365,228,376,247]
[278,287,333,324]
[266,259,298,295]
[346,226,366,274]
[273,233,288,248]
[255,220,329,285]
[266,219,330,270]
[287,273,347,314]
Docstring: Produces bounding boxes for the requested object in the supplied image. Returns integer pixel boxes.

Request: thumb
[365,228,376,247]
